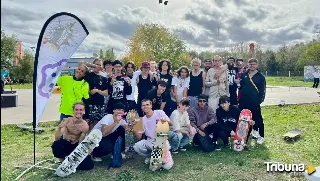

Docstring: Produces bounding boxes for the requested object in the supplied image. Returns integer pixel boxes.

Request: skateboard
[149,120,170,171]
[233,109,252,152]
[124,110,138,159]
[55,129,102,177]
[283,128,301,141]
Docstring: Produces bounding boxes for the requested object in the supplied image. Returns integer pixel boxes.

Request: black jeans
[239,103,264,138]
[51,138,94,170]
[92,126,125,157]
[127,100,137,111]
[1,80,4,94]
[313,78,319,88]
[193,123,222,152]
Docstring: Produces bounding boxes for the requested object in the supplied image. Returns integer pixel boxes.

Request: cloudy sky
[1,0,319,58]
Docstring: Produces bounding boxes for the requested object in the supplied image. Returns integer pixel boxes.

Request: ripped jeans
[168,127,196,151]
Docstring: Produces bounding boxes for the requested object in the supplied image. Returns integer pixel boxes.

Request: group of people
[52,56,266,171]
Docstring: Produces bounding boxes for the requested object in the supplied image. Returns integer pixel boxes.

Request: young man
[145,80,167,111]
[84,58,109,128]
[171,66,190,104]
[100,59,114,110]
[91,103,126,161]
[1,65,10,94]
[312,69,319,88]
[203,59,213,96]
[206,55,229,112]
[235,58,246,102]
[168,99,195,153]
[51,102,94,170]
[188,58,206,108]
[57,64,89,122]
[188,94,221,152]
[236,58,266,144]
[124,61,138,111]
[108,60,132,114]
[149,60,158,75]
[216,96,255,149]
[137,61,157,116]
[132,99,174,170]
[226,57,238,106]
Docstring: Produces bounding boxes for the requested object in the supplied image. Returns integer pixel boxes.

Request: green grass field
[1,103,319,181]
[265,77,311,87]
[4,83,32,89]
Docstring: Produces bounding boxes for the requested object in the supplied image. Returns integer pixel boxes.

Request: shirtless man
[51,102,94,170]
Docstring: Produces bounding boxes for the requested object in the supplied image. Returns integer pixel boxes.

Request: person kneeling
[91,103,126,161]
[169,98,196,154]
[132,99,174,170]
[51,102,94,170]
[216,96,255,150]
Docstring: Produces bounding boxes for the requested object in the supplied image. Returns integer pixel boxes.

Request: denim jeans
[168,127,196,151]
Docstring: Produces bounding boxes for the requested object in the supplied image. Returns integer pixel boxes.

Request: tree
[105,48,115,60]
[126,23,186,70]
[1,30,18,66]
[11,52,34,83]
[99,49,104,59]
[298,41,320,68]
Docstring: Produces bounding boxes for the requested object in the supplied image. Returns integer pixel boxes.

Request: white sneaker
[144,158,150,165]
[252,130,260,139]
[92,157,102,162]
[110,153,126,159]
[257,137,264,144]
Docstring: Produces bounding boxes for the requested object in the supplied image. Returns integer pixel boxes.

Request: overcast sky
[1,0,319,58]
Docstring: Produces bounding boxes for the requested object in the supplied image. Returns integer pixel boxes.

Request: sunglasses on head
[198,99,207,103]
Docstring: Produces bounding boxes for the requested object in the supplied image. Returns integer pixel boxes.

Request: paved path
[1,86,320,125]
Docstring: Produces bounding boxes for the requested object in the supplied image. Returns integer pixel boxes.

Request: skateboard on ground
[124,110,138,159]
[283,128,301,141]
[233,109,252,152]
[149,120,170,171]
[55,129,102,177]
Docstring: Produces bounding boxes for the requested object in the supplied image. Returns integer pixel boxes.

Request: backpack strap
[249,76,259,93]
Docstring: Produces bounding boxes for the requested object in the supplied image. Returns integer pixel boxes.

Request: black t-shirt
[154,73,172,100]
[108,75,132,105]
[145,88,167,110]
[85,72,109,105]
[227,66,238,89]
[216,106,241,133]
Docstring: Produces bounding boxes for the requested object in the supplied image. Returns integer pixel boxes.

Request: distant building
[61,57,95,75]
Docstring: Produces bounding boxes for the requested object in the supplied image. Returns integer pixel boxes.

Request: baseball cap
[114,103,125,110]
[141,61,150,68]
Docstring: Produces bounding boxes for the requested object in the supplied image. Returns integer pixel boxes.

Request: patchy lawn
[266,76,311,87]
[4,83,32,89]
[1,104,320,181]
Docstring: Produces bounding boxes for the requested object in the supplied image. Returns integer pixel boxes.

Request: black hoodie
[216,106,241,133]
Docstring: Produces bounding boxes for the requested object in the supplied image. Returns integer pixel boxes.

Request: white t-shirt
[169,109,190,131]
[171,76,190,102]
[93,114,126,137]
[313,71,320,78]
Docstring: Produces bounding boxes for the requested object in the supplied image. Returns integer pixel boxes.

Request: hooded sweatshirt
[216,106,241,133]
[188,104,217,129]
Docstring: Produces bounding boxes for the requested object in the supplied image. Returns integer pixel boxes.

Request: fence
[263,71,304,77]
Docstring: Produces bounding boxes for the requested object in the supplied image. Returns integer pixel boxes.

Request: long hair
[158,59,172,73]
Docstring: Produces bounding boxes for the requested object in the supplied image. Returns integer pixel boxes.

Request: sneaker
[144,158,150,164]
[244,145,250,151]
[252,130,260,139]
[92,157,102,162]
[171,149,179,154]
[193,143,199,147]
[257,137,264,144]
[213,143,221,151]
[122,153,126,159]
[179,147,186,151]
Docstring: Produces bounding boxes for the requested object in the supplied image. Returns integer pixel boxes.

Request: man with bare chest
[51,102,94,170]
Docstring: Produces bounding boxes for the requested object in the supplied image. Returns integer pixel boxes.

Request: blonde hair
[213,55,221,61]
[191,58,201,65]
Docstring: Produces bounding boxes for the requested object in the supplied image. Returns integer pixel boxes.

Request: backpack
[107,136,123,170]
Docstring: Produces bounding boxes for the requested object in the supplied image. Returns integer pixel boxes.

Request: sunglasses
[198,99,207,103]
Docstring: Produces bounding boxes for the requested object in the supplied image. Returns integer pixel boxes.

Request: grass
[1,103,320,181]
[265,76,311,87]
[4,83,32,89]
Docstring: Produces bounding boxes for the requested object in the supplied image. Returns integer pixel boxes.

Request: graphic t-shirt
[227,67,238,86]
[108,75,132,105]
[216,106,241,133]
[171,76,190,102]
[145,88,167,110]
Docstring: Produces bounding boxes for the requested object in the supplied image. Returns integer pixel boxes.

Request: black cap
[112,60,122,66]
[114,103,125,110]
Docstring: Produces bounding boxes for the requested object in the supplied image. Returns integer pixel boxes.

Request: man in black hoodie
[216,96,255,149]
[236,58,266,145]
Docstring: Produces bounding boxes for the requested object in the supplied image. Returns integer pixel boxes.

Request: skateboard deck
[55,129,102,177]
[283,128,301,141]
[149,120,170,171]
[125,111,138,159]
[233,109,252,152]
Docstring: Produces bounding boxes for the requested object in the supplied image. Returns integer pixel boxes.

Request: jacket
[188,104,217,129]
[205,67,229,98]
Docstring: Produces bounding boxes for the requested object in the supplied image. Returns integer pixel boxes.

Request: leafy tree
[298,41,320,68]
[105,48,115,60]
[99,48,104,59]
[11,52,34,83]
[126,23,186,70]
[1,30,18,66]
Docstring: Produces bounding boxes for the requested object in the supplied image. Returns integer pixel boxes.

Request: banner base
[15,159,55,180]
